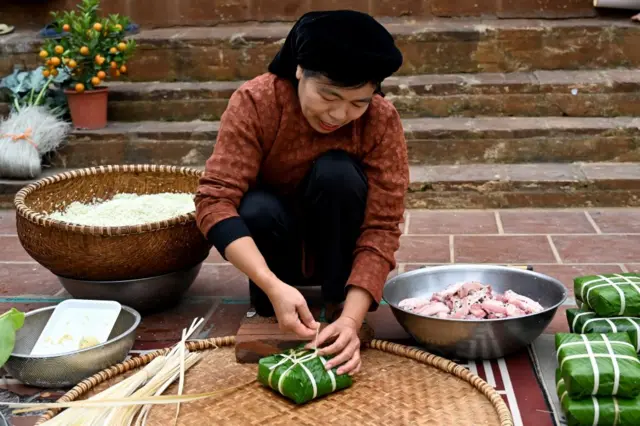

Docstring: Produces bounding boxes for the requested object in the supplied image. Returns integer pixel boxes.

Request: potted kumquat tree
[38,0,136,129]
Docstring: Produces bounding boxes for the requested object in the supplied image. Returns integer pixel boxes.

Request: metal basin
[57,262,203,314]
[5,305,141,388]
[383,264,568,360]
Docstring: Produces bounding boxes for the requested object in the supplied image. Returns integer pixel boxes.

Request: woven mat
[37,338,513,426]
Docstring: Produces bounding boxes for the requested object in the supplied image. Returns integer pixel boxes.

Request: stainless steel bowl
[4,305,141,388]
[383,264,568,360]
[57,262,203,314]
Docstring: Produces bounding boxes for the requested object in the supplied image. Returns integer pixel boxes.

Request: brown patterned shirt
[195,73,409,306]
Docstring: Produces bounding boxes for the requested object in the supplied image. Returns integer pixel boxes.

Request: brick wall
[1,0,597,28]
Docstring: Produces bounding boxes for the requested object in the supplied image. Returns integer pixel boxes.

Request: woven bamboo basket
[36,337,514,426]
[14,165,210,281]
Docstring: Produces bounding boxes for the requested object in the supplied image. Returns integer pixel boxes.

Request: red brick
[99,0,130,16]
[545,305,575,334]
[431,0,498,16]
[626,265,640,272]
[588,209,640,234]
[178,0,251,25]
[0,210,16,234]
[206,303,250,338]
[454,235,556,263]
[135,298,216,343]
[188,264,247,298]
[530,264,624,298]
[408,210,498,234]
[7,416,41,426]
[366,305,412,342]
[552,235,640,263]
[206,248,225,263]
[396,236,451,263]
[498,210,596,234]
[0,236,33,262]
[0,264,62,296]
[129,0,180,27]
[251,0,311,21]
[498,0,596,18]
[309,0,369,13]
[402,264,443,272]
[372,0,427,17]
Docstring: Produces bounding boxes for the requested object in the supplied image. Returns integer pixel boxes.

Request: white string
[267,325,325,400]
[592,396,600,426]
[560,353,640,369]
[556,339,634,358]
[627,318,640,351]
[559,376,619,426]
[572,311,594,332]
[577,316,640,351]
[585,276,627,315]
[602,334,621,396]
[581,317,621,334]
[614,274,640,296]
[583,335,600,395]
[579,274,638,300]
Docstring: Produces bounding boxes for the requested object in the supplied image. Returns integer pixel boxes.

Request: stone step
[3,18,639,81]
[407,162,640,209]
[3,162,639,209]
[3,0,598,29]
[42,117,640,169]
[92,69,640,122]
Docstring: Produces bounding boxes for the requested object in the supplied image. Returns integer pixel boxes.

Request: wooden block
[235,322,375,363]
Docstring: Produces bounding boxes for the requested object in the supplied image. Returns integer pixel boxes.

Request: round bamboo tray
[36,337,514,426]
[14,165,210,281]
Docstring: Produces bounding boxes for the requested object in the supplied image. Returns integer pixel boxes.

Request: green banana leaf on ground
[556,332,640,399]
[567,308,640,352]
[557,369,640,426]
[258,346,353,404]
[574,273,640,317]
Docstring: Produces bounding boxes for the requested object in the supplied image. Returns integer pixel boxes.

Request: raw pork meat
[398,281,544,319]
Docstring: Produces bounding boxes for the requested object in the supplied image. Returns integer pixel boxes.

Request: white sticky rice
[47,192,196,226]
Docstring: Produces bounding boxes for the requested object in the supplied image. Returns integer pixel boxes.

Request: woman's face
[296,66,376,134]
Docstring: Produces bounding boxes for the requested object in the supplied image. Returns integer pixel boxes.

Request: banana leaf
[574,273,640,317]
[0,308,25,368]
[557,369,640,426]
[556,332,640,399]
[258,346,352,404]
[567,308,640,352]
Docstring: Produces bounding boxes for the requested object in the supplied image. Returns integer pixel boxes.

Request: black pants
[238,150,368,317]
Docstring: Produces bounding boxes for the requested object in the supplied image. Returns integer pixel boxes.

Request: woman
[195,10,409,376]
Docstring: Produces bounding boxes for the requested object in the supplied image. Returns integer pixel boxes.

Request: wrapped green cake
[574,273,640,317]
[258,346,353,404]
[556,369,640,426]
[567,308,640,352]
[556,332,640,399]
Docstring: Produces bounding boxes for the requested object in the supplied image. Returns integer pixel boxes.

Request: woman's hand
[306,315,361,376]
[267,281,318,339]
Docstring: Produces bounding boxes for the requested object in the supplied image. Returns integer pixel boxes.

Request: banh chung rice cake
[47,192,195,226]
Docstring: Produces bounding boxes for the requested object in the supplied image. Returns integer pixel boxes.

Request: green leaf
[0,308,25,368]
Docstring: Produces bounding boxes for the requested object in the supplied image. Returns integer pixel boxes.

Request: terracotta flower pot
[64,87,109,130]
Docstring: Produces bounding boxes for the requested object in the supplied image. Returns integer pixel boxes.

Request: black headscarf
[268,10,403,89]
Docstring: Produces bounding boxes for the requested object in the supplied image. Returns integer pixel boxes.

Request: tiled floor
[2,207,638,344]
[2,207,639,424]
